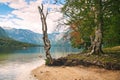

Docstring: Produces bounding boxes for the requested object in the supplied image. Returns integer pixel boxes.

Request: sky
[0,0,65,33]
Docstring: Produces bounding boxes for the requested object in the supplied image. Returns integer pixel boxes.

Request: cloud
[0,0,64,33]
[9,0,27,9]
[0,0,13,3]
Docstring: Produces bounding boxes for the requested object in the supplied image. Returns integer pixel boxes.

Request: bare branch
[38,6,42,13]
[45,9,49,18]
[38,4,53,64]
[41,4,43,11]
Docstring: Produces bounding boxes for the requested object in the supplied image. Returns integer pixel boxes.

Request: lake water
[0,46,81,80]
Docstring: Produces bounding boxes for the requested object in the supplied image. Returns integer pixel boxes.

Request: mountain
[0,26,71,49]
[54,32,71,46]
[5,28,43,45]
[0,27,38,48]
[0,27,9,38]
[4,28,63,45]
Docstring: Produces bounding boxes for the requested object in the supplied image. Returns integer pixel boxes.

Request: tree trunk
[38,5,53,64]
[89,28,103,54]
[89,0,104,54]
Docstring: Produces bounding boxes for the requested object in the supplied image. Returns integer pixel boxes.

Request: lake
[0,46,81,80]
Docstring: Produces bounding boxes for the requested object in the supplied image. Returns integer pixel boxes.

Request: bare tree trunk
[89,0,104,55]
[38,5,53,64]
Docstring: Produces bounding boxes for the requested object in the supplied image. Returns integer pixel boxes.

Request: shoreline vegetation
[0,38,40,49]
[47,46,120,70]
[32,46,120,80]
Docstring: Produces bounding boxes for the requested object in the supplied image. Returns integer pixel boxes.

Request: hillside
[5,28,43,45]
[0,27,38,49]
[0,27,9,38]
[0,38,37,49]
[4,27,69,45]
[1,27,71,48]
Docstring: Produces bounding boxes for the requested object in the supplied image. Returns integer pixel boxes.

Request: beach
[32,65,120,80]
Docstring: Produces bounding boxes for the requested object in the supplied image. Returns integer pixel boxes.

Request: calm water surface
[0,46,81,80]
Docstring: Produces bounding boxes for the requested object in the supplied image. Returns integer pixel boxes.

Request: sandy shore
[31,65,120,80]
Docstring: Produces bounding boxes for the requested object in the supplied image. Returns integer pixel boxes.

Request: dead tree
[38,4,53,64]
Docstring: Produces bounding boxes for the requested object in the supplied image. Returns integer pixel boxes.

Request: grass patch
[103,46,120,52]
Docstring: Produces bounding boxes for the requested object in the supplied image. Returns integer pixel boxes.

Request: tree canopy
[62,0,120,51]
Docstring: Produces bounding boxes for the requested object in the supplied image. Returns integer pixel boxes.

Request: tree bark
[89,0,104,54]
[89,28,103,54]
[38,5,53,64]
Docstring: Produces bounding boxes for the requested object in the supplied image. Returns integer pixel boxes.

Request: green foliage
[0,38,38,49]
[62,0,95,34]
[71,38,81,49]
[45,58,51,65]
[62,0,98,48]
[103,3,120,47]
[62,0,120,48]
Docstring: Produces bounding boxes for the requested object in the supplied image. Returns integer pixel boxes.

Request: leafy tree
[103,0,120,47]
[62,0,120,54]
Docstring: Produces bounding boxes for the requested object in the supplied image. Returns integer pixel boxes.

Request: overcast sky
[0,0,64,33]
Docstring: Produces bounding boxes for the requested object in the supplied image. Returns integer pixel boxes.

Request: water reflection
[0,46,81,64]
[0,48,15,54]
[0,46,81,80]
[13,47,43,54]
